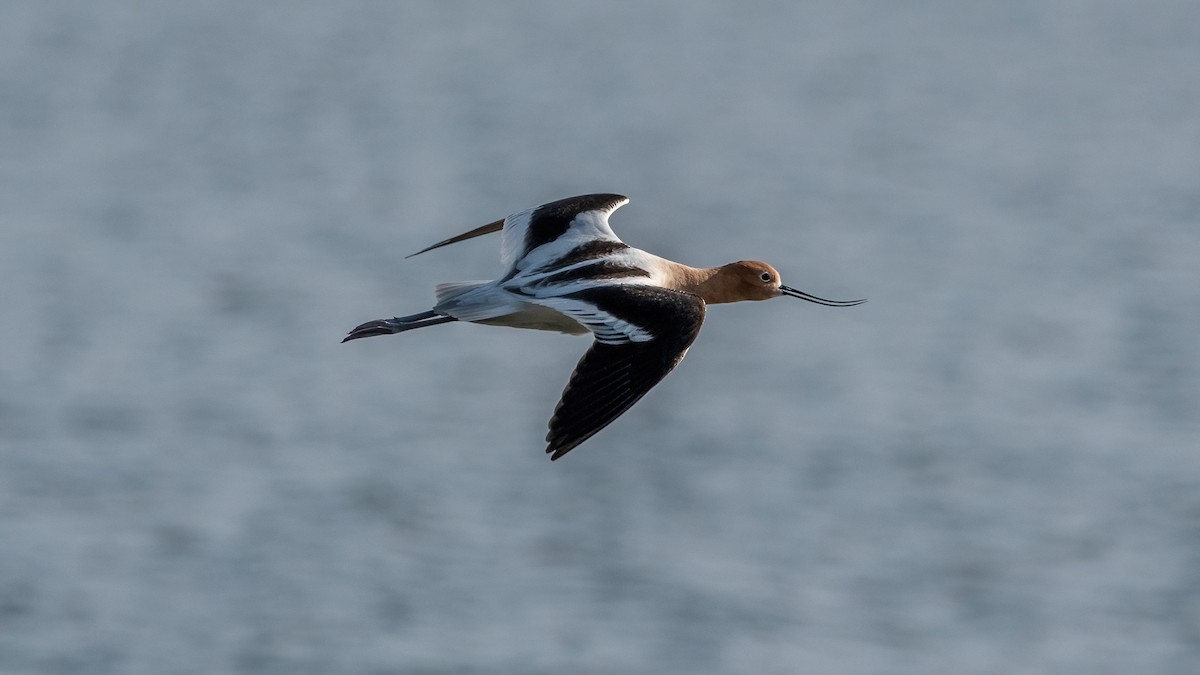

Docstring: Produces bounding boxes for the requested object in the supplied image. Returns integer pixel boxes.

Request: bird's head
[713,260,866,307]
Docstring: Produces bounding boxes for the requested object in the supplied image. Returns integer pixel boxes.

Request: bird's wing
[407,194,630,273]
[532,284,706,460]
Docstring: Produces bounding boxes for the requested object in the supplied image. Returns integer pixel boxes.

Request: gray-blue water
[3,2,1199,673]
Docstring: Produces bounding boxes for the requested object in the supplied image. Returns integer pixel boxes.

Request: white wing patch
[498,206,537,270]
[532,296,654,344]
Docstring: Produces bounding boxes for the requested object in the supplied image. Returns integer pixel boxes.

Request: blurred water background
[2,2,1199,673]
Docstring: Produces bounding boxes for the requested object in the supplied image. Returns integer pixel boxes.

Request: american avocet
[344,194,864,460]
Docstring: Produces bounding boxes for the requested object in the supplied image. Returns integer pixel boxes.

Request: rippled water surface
[2,2,1199,673]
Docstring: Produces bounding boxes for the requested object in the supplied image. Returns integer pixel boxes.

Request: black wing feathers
[405,218,504,258]
[545,285,706,460]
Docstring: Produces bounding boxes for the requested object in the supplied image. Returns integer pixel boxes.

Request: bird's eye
[759,272,773,282]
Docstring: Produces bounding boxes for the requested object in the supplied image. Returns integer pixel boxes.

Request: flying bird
[343,194,864,460]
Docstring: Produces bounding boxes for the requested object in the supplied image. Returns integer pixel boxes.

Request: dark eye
[759,272,772,282]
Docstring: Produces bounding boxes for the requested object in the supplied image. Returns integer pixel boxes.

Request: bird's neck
[667,262,737,304]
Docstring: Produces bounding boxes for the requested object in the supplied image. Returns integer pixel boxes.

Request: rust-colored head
[703,260,785,303]
[699,260,866,307]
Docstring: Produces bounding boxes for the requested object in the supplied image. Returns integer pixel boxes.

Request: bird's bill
[779,285,866,307]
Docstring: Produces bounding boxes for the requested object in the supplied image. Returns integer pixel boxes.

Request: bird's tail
[434,280,491,305]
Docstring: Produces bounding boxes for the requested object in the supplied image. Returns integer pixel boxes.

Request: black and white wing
[534,284,706,460]
[499,194,628,271]
[407,194,630,272]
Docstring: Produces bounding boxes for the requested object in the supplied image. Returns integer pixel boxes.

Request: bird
[343,193,864,460]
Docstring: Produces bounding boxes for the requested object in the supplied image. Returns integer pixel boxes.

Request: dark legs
[342,310,458,343]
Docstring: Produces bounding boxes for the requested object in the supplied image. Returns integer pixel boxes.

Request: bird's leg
[342,310,457,342]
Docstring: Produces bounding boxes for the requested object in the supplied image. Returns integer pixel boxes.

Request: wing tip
[545,434,579,461]
[406,218,505,259]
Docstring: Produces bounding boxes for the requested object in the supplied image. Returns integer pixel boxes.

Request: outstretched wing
[407,194,630,273]
[535,284,706,460]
